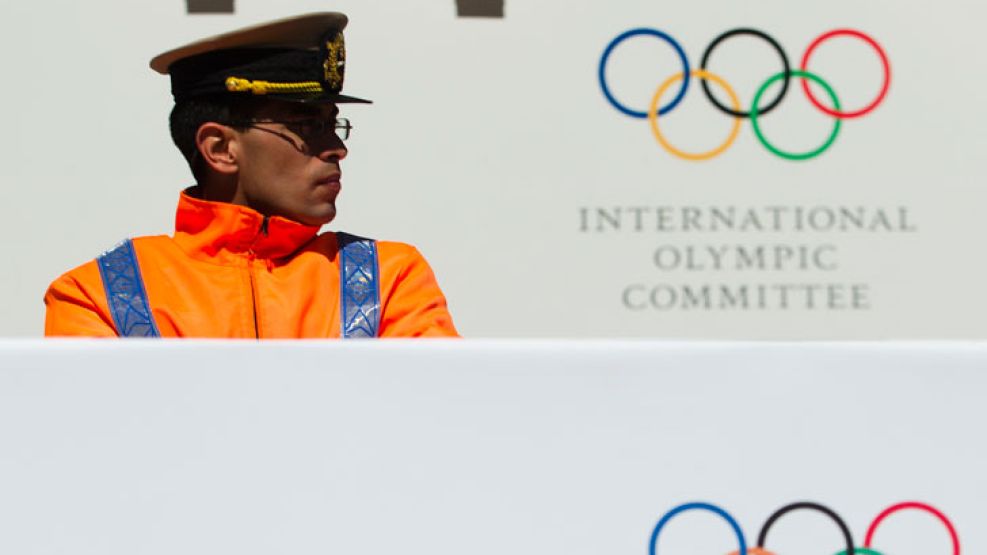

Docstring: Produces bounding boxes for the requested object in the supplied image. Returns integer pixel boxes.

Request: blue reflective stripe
[96,239,161,338]
[337,232,381,338]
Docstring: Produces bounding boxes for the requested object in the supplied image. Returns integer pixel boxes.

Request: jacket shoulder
[44,236,169,337]
[324,232,422,262]
[44,252,111,337]
[327,231,457,337]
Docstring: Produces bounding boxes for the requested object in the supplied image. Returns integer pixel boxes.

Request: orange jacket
[44,190,458,338]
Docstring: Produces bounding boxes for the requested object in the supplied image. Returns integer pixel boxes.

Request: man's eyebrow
[289,107,321,118]
[277,104,337,119]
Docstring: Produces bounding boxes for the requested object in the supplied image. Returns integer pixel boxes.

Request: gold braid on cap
[225,77,324,95]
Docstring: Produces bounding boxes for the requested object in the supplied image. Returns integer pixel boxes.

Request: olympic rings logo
[598,28,892,161]
[650,501,960,555]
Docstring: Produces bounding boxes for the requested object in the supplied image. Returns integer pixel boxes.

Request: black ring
[757,502,855,555]
[699,28,791,118]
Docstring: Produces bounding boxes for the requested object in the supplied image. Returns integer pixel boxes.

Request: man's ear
[195,122,240,175]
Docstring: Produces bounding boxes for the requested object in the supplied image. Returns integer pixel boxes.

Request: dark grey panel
[187,0,234,14]
[456,0,504,17]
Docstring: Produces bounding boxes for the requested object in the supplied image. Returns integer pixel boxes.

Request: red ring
[863,501,960,555]
[799,29,891,119]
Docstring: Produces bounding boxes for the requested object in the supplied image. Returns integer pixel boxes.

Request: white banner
[2,0,985,337]
[0,340,983,553]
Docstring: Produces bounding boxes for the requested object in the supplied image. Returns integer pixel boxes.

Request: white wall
[2,0,985,337]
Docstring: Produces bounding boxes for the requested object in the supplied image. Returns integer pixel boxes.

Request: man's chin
[295,206,336,227]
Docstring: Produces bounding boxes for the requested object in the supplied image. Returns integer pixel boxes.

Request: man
[44,12,458,338]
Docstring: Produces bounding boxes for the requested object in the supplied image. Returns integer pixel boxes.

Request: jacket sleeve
[43,263,118,337]
[377,243,459,338]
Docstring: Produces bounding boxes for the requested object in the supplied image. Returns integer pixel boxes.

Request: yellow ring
[648,69,743,161]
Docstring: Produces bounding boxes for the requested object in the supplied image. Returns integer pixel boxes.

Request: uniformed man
[44,12,458,338]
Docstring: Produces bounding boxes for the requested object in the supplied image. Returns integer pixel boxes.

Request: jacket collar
[173,187,321,263]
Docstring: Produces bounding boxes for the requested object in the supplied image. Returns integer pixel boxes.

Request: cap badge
[323,32,346,91]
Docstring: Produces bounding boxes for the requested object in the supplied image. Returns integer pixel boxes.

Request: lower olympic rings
[598,27,891,161]
[649,69,743,161]
[651,69,838,161]
[650,500,960,555]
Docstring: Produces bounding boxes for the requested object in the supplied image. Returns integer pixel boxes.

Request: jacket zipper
[247,253,260,338]
[246,216,270,339]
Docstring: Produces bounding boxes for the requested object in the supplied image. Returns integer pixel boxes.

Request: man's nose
[316,137,347,161]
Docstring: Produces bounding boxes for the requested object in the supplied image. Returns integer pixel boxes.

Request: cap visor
[333,94,372,104]
[269,92,372,104]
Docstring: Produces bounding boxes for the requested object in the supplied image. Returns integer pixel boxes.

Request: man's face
[232,100,348,226]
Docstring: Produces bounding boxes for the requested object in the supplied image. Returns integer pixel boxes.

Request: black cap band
[169,48,332,101]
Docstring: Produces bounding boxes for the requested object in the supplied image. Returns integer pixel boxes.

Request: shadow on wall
[187,0,234,13]
[456,0,504,17]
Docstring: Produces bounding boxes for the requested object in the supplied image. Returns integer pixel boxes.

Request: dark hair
[168,95,259,180]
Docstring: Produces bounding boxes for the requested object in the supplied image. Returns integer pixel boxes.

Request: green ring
[835,549,884,555]
[750,69,841,161]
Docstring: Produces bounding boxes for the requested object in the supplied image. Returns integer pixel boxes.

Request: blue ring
[649,502,747,555]
[598,28,691,119]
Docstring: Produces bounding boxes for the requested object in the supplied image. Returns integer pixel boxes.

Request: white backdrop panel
[0,340,983,554]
